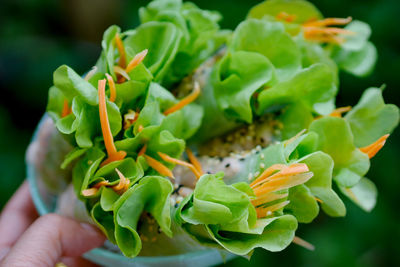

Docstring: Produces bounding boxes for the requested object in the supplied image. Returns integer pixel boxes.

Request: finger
[1,214,105,267]
[59,256,100,267]
[0,181,38,248]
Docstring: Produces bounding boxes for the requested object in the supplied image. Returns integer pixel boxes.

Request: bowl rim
[26,113,226,263]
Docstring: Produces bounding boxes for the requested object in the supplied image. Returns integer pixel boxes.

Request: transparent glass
[26,114,235,267]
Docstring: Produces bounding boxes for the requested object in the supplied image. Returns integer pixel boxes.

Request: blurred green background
[0,0,399,266]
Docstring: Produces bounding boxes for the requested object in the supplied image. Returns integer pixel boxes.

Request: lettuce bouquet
[27,0,399,260]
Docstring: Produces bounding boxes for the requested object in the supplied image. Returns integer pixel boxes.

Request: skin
[0,182,106,267]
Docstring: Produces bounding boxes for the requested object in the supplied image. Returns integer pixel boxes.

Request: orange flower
[250,163,313,218]
[303,17,354,44]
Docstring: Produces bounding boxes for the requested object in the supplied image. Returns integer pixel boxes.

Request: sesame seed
[248,173,253,180]
[267,211,272,216]
[254,171,260,177]
[260,154,265,159]
[260,163,265,169]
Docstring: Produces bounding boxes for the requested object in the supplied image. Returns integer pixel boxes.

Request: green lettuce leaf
[206,215,297,255]
[115,82,203,158]
[53,65,98,105]
[124,21,182,83]
[72,147,105,199]
[309,117,370,188]
[298,151,346,216]
[247,0,323,24]
[230,19,301,81]
[257,63,337,115]
[345,87,399,147]
[332,21,377,77]
[333,41,377,77]
[213,51,276,123]
[180,174,256,227]
[99,25,121,79]
[339,177,377,212]
[139,0,228,85]
[177,174,297,255]
[284,184,319,223]
[280,103,313,140]
[114,176,173,257]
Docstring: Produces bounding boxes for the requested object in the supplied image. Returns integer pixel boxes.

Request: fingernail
[80,223,100,234]
[0,247,10,261]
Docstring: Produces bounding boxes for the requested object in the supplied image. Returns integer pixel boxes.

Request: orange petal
[250,164,287,188]
[105,73,117,102]
[113,168,130,192]
[61,99,72,118]
[144,155,174,178]
[114,33,126,68]
[163,82,201,115]
[93,180,110,188]
[100,151,127,168]
[99,79,117,156]
[158,152,201,179]
[186,148,203,175]
[126,49,148,73]
[114,66,131,81]
[253,172,313,196]
[251,192,288,207]
[360,134,390,158]
[82,188,99,197]
[330,106,352,117]
[303,17,352,27]
[137,144,147,158]
[256,200,290,218]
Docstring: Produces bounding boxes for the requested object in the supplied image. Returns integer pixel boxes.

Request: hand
[0,181,105,267]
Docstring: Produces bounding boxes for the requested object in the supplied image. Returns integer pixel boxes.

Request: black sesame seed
[225,163,230,168]
[174,203,179,208]
[239,158,245,161]
[207,171,211,174]
[172,184,184,194]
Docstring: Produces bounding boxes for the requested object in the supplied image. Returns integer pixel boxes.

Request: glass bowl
[26,114,235,267]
